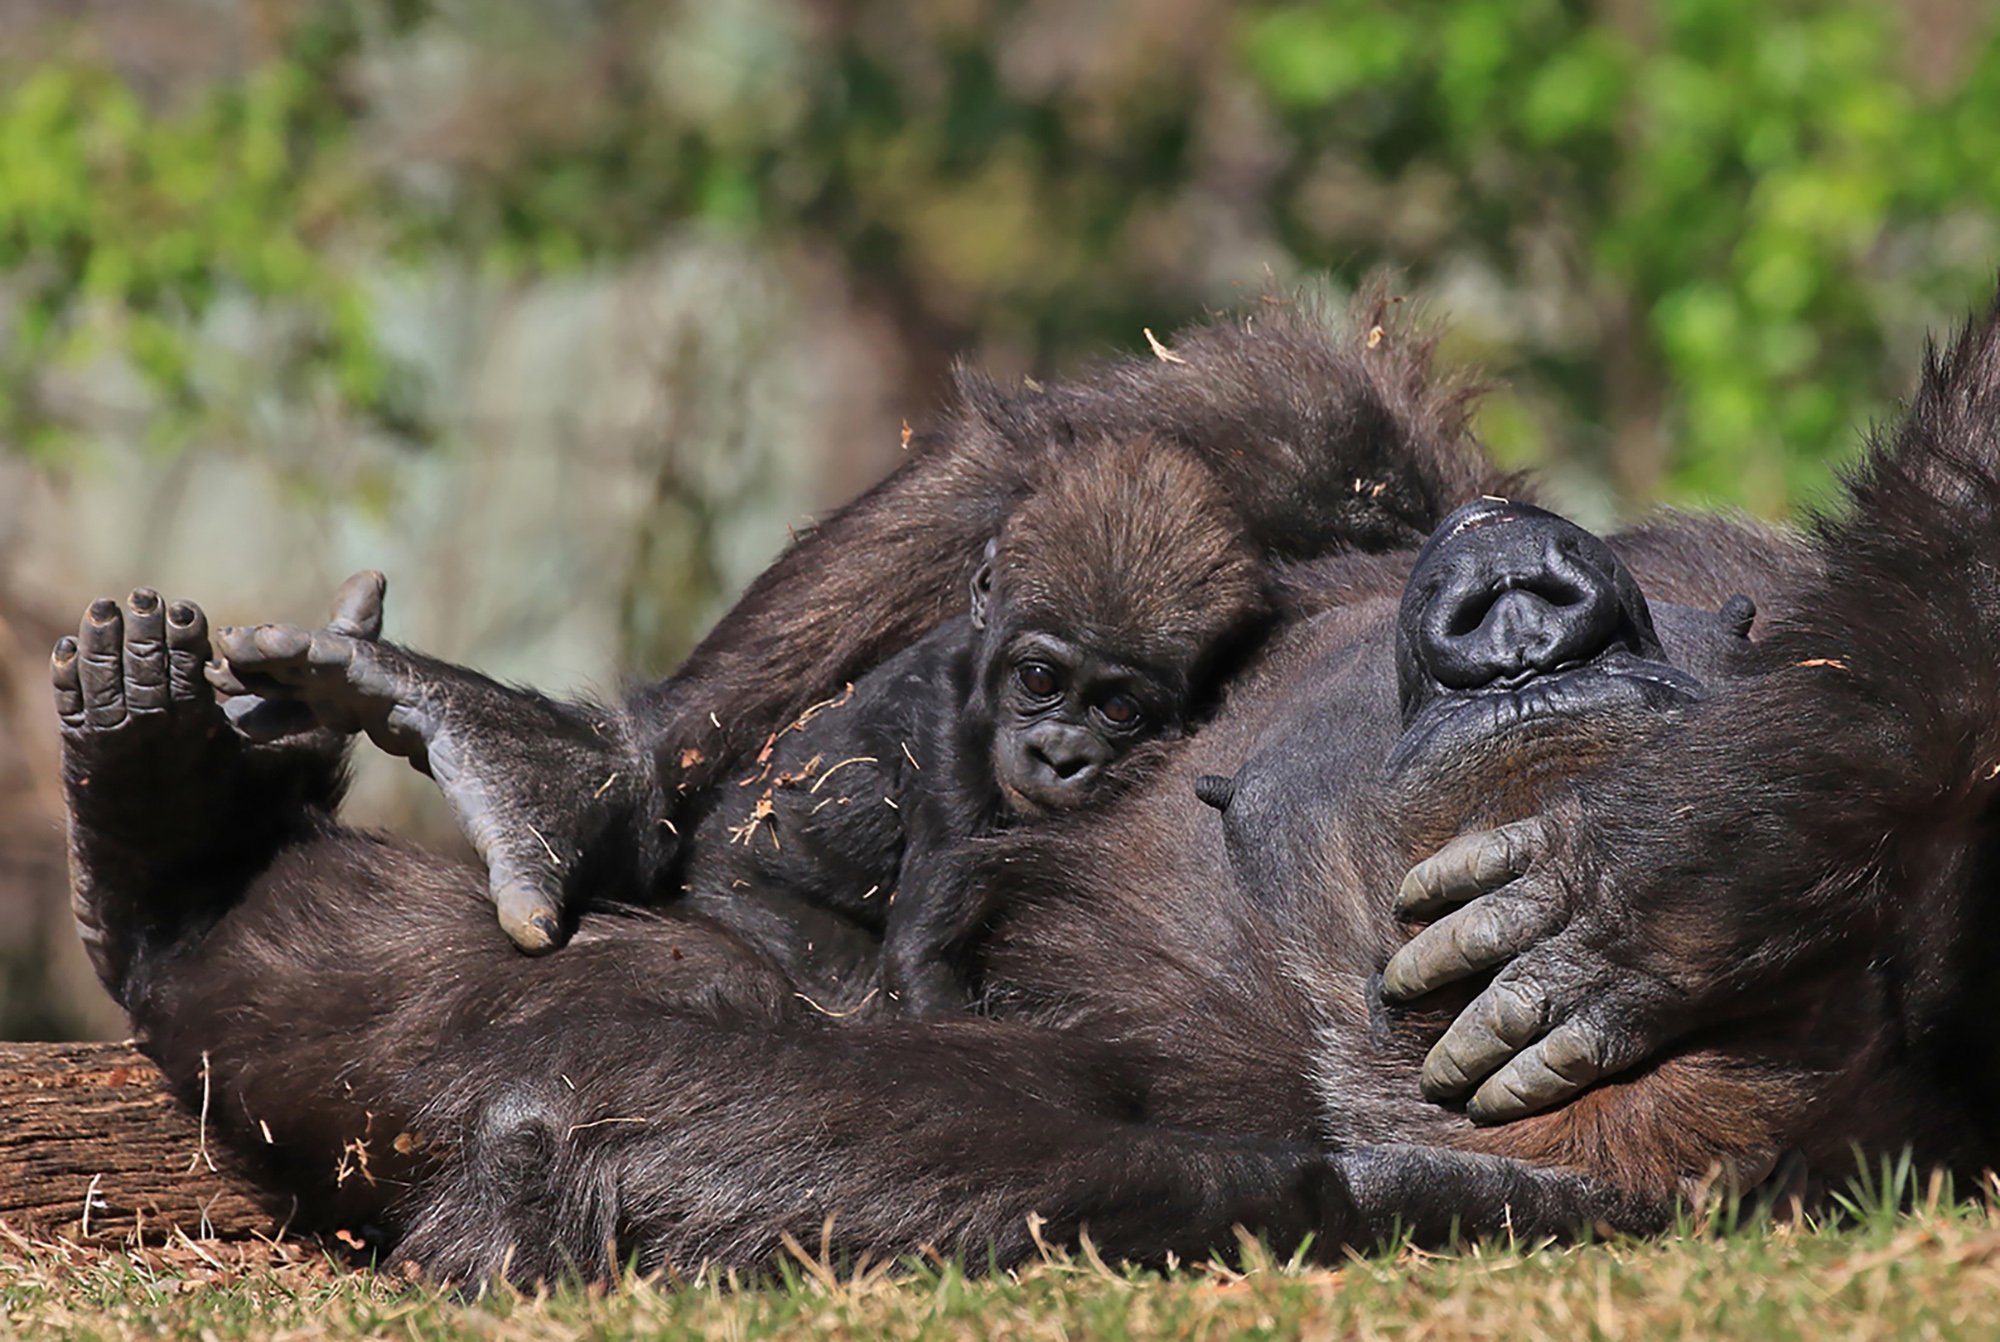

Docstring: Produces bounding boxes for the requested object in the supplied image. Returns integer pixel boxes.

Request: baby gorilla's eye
[1017,662,1060,698]
[1099,693,1142,727]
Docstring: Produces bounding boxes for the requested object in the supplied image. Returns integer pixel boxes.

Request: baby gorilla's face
[982,625,1183,814]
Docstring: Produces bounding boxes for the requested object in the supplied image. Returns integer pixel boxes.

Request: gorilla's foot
[54,589,348,996]
[55,590,233,992]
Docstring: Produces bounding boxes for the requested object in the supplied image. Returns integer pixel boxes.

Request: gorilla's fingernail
[129,589,159,612]
[52,637,77,661]
[89,599,118,622]
[530,912,561,943]
[168,602,197,626]
[1193,774,1236,811]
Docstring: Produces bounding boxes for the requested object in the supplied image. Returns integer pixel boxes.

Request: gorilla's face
[1208,500,1752,922]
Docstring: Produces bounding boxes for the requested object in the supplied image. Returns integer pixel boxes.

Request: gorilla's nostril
[1443,590,1495,639]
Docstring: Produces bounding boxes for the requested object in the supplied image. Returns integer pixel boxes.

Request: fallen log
[0,1041,290,1243]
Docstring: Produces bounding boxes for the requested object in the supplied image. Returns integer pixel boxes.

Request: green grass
[9,1173,2000,1341]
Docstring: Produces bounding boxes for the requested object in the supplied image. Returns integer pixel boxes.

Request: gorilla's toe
[51,635,82,727]
[166,598,211,703]
[78,598,127,729]
[122,588,169,717]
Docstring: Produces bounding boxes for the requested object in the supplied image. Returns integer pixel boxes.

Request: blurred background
[3,0,1998,1037]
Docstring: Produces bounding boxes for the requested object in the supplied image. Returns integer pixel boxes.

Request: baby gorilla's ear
[969,539,999,630]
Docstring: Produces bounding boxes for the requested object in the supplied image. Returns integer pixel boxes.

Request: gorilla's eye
[1099,693,1142,726]
[1017,662,1060,698]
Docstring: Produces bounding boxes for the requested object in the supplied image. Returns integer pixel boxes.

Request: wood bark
[0,1041,290,1242]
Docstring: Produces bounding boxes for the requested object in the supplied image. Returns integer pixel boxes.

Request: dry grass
[7,1168,2000,1341]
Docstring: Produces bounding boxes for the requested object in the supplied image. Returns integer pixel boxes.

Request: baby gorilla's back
[676,620,974,1006]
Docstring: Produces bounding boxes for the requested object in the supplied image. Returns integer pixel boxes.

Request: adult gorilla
[52,293,2000,1281]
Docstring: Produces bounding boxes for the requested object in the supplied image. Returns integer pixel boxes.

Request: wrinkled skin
[55,297,2000,1280]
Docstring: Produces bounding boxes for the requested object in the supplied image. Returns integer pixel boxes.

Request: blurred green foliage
[4,0,1999,514]
[0,9,415,455]
[1246,0,2000,509]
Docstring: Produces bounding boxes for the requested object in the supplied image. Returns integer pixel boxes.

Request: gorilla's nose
[1401,500,1660,706]
[1026,725,1109,786]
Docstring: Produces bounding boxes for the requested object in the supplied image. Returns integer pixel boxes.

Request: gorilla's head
[1201,500,1753,915]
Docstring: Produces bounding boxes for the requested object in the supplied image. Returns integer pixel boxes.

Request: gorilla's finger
[214,622,306,676]
[212,625,259,673]
[166,600,212,706]
[222,695,323,743]
[1465,1018,1622,1123]
[492,869,567,955]
[327,570,386,641]
[1418,974,1549,1102]
[1381,888,1558,1002]
[305,628,364,671]
[1395,818,1548,919]
[79,599,126,728]
[51,636,84,727]
[251,623,314,664]
[122,589,169,716]
[204,660,256,698]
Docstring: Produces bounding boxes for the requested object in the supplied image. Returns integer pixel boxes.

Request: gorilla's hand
[208,571,387,747]
[211,572,662,953]
[1379,813,1686,1124]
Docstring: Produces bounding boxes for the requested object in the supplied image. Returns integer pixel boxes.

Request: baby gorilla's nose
[1028,725,1104,783]
[1402,500,1660,705]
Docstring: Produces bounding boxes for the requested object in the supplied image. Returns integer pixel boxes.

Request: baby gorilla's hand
[212,572,657,954]
[1381,813,1686,1124]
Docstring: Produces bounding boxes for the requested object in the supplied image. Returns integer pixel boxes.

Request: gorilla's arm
[1383,299,2000,1121]
[211,614,668,952]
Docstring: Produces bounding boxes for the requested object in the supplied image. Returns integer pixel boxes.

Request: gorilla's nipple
[1194,773,1237,811]
[1720,593,1757,640]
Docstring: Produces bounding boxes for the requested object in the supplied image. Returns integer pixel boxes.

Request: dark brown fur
[681,432,1270,1014]
[996,433,1265,674]
[56,289,2000,1283]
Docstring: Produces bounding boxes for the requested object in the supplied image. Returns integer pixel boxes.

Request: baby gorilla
[687,435,1268,1015]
